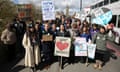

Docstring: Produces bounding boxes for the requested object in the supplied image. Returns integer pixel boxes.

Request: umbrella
[91,7,112,26]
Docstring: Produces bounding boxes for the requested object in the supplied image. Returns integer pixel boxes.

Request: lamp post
[63,0,72,16]
[80,0,82,11]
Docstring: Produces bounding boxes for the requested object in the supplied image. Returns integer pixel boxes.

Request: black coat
[56,30,70,37]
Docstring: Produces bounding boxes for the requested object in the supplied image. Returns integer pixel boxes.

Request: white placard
[87,44,96,59]
[74,37,87,56]
[54,37,71,57]
[41,0,55,21]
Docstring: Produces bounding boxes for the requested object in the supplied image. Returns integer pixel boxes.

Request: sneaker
[85,63,89,67]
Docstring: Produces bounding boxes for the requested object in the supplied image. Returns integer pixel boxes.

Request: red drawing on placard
[56,41,69,51]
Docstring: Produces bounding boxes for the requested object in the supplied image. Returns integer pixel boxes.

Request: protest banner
[87,44,96,59]
[91,7,112,26]
[74,37,87,56]
[41,0,55,21]
[54,37,71,57]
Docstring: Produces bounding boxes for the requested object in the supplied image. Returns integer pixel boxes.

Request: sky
[11,0,96,12]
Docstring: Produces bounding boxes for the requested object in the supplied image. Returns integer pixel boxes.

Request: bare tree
[0,0,17,34]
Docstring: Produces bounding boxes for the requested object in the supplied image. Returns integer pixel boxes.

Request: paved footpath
[1,42,120,72]
[1,57,120,72]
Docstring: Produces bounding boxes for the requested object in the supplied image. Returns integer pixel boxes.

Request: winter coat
[79,33,92,42]
[69,29,79,38]
[22,33,41,67]
[56,30,70,37]
[90,28,99,37]
[92,32,115,51]
[1,29,16,45]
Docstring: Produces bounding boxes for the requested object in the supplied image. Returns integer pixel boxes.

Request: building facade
[17,4,32,21]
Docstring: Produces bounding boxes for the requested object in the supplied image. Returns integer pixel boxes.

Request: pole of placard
[33,46,36,72]
[85,43,89,67]
[60,56,63,72]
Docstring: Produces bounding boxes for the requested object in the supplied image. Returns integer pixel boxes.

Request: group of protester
[0,15,118,72]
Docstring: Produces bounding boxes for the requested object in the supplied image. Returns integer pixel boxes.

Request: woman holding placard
[56,24,70,69]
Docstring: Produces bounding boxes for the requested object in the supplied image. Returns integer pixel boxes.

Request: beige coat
[22,33,41,67]
[1,29,16,44]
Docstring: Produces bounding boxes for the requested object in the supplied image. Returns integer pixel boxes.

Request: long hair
[80,26,89,34]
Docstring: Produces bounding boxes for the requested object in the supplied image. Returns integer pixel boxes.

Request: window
[110,0,119,3]
[104,0,109,5]
[118,15,120,28]
[109,15,117,26]
[98,2,103,7]
[95,4,98,8]
[91,5,95,9]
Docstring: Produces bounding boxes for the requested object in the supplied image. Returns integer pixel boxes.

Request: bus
[90,0,120,28]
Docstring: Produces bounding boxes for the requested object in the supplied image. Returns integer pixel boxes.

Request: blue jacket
[79,33,92,42]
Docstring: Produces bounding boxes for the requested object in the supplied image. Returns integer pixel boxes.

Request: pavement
[0,41,120,72]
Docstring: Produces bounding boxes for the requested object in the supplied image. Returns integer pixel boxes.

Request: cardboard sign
[87,44,96,59]
[41,0,55,21]
[74,37,87,56]
[42,35,53,41]
[54,37,71,57]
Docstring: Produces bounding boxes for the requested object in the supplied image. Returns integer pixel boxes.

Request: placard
[87,44,96,59]
[42,35,53,41]
[41,0,55,21]
[54,37,71,57]
[74,37,87,56]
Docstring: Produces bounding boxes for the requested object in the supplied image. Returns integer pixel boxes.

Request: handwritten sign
[87,44,96,59]
[74,37,87,56]
[41,0,55,21]
[92,7,112,26]
[54,37,71,57]
[42,35,53,41]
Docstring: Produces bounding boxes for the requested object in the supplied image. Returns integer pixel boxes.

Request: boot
[93,63,98,69]
[98,64,102,70]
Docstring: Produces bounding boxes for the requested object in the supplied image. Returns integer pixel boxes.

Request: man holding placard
[41,22,54,69]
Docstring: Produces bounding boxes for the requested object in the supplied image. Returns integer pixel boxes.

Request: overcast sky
[11,0,96,12]
[12,0,95,7]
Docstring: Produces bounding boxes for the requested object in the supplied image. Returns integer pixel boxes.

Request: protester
[77,26,92,64]
[92,26,115,70]
[90,24,99,37]
[1,23,17,61]
[57,24,70,37]
[12,17,26,57]
[78,26,92,42]
[68,22,79,64]
[51,23,58,38]
[69,22,79,38]
[76,19,82,30]
[22,23,41,72]
[41,22,54,69]
[81,20,89,28]
[56,24,71,69]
